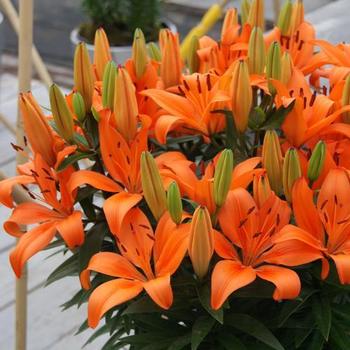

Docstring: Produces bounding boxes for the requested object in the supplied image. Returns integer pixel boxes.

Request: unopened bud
[342,75,350,123]
[94,28,112,81]
[132,28,149,79]
[248,26,266,75]
[253,173,272,208]
[188,206,214,279]
[167,181,183,225]
[266,41,282,94]
[147,42,161,62]
[283,147,302,202]
[247,0,265,30]
[49,84,74,142]
[277,0,293,36]
[72,92,86,122]
[141,151,167,221]
[241,0,251,26]
[291,0,305,33]
[280,52,293,85]
[102,61,116,110]
[187,35,200,74]
[214,149,234,208]
[307,141,326,183]
[231,60,252,133]
[262,130,283,195]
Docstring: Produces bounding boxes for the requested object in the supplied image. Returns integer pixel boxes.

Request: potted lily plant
[70,0,176,63]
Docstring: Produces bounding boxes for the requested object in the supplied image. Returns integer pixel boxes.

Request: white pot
[70,20,177,65]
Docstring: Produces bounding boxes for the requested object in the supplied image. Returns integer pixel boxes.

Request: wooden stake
[0,0,53,88]
[16,1,33,349]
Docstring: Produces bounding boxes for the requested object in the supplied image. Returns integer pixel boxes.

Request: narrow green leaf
[122,296,162,315]
[45,253,78,286]
[191,316,215,350]
[168,334,192,350]
[197,285,224,324]
[262,100,295,130]
[218,333,247,350]
[79,222,108,272]
[307,331,325,350]
[329,320,350,350]
[225,314,284,350]
[57,151,94,171]
[312,294,331,340]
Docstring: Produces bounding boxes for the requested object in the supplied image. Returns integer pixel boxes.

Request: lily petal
[56,210,84,248]
[143,273,173,309]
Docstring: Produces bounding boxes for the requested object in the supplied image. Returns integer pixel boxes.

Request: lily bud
[266,42,282,94]
[74,42,95,111]
[214,149,234,208]
[132,28,149,79]
[262,130,283,195]
[241,0,251,26]
[93,27,112,81]
[167,181,183,225]
[277,0,293,36]
[283,147,302,202]
[49,84,74,142]
[231,60,252,133]
[102,61,116,110]
[19,92,56,166]
[221,8,238,44]
[248,26,266,75]
[291,0,305,33]
[253,173,272,208]
[188,206,214,279]
[114,67,138,141]
[147,42,161,62]
[159,29,182,88]
[187,35,200,74]
[342,75,350,123]
[141,151,167,221]
[280,52,293,85]
[307,141,326,183]
[72,92,86,122]
[247,0,265,30]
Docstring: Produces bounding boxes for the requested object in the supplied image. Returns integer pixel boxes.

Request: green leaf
[225,314,284,350]
[57,151,94,171]
[308,331,325,350]
[191,316,215,350]
[294,327,313,348]
[122,296,162,315]
[312,294,331,341]
[329,321,350,350]
[218,333,247,350]
[79,222,108,272]
[167,334,192,350]
[261,100,295,130]
[197,285,224,324]
[249,106,266,130]
[45,253,78,286]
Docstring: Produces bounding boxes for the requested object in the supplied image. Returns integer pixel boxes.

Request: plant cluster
[2,0,350,349]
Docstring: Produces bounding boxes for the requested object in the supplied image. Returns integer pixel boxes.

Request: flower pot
[70,20,177,65]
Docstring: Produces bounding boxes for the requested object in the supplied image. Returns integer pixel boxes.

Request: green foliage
[80,0,161,44]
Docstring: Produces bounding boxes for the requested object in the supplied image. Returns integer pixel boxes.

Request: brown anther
[310,91,317,107]
[183,79,190,91]
[247,206,256,215]
[196,75,202,94]
[239,218,248,228]
[320,199,328,210]
[206,74,212,91]
[147,233,155,241]
[121,244,128,252]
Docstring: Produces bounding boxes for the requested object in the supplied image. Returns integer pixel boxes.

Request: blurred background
[0,0,345,349]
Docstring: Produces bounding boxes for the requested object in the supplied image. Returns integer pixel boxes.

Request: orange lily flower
[157,151,262,214]
[211,188,316,309]
[0,154,84,277]
[142,73,230,142]
[81,210,189,328]
[68,111,150,235]
[282,168,350,283]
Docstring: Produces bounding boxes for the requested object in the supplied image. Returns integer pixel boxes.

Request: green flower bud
[147,42,161,62]
[241,0,251,26]
[248,27,266,75]
[307,141,326,183]
[132,28,149,79]
[214,149,234,208]
[102,61,116,110]
[280,52,293,85]
[141,151,167,221]
[277,0,293,36]
[283,147,302,202]
[72,92,86,122]
[167,181,183,225]
[187,35,200,74]
[342,75,350,123]
[49,84,74,142]
[266,41,282,94]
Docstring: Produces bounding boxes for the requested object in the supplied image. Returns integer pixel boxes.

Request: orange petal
[0,175,34,208]
[143,274,173,309]
[330,254,350,284]
[80,252,145,290]
[88,278,143,328]
[9,222,57,277]
[141,89,195,120]
[67,170,122,194]
[256,265,301,300]
[54,145,77,170]
[292,178,324,241]
[103,192,142,235]
[214,231,239,260]
[211,260,256,310]
[56,211,84,248]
